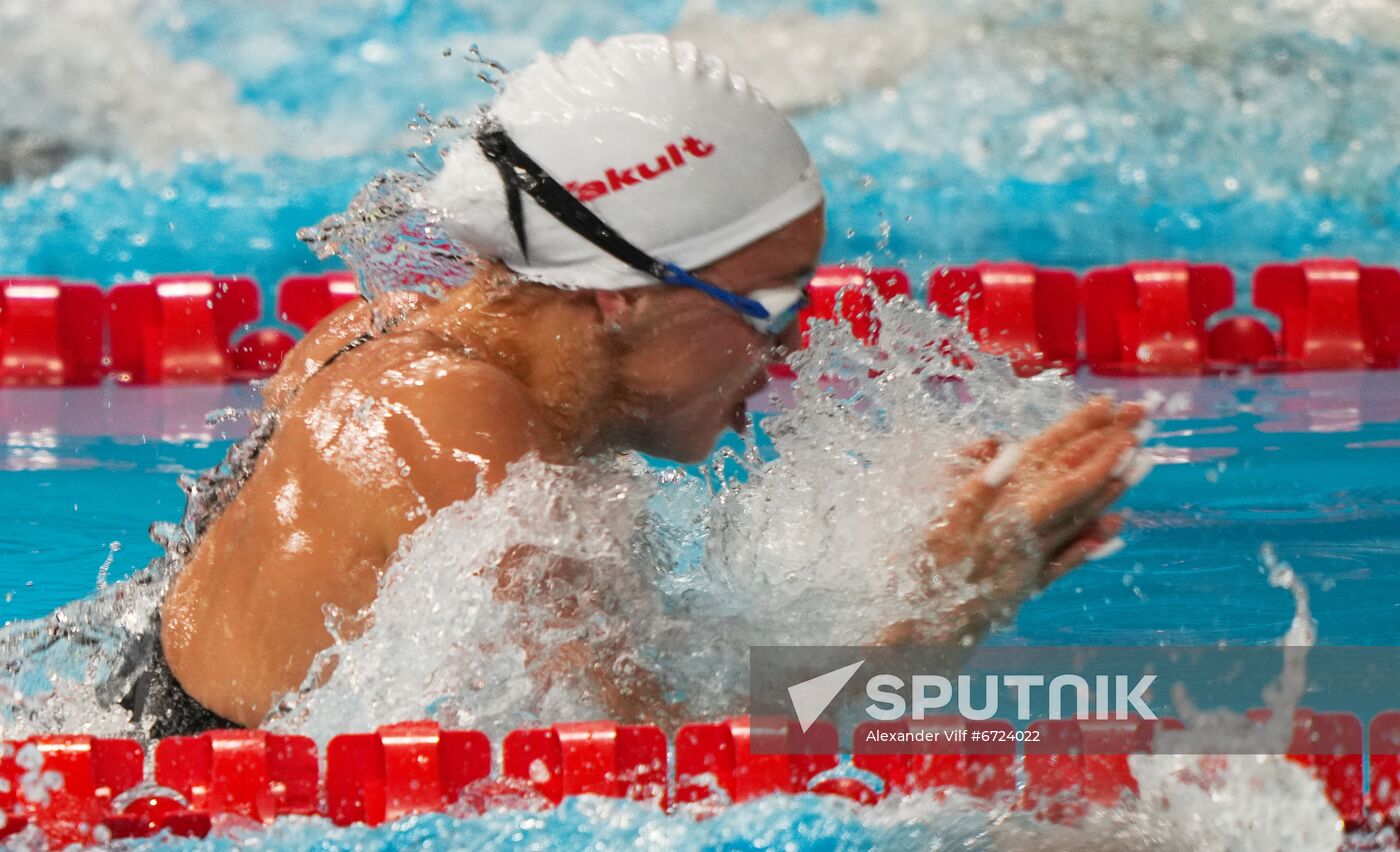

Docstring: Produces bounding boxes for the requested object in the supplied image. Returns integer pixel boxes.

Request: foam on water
[673,0,949,112]
[0,571,161,737]
[0,210,1363,852]
[263,274,1079,739]
[0,0,270,171]
[8,1,1400,283]
[0,0,1389,846]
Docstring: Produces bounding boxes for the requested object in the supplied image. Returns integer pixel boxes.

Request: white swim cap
[424,34,825,291]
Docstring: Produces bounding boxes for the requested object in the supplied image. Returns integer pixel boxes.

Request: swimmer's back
[162,325,562,726]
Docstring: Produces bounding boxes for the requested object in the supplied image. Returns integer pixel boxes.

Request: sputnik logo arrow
[787,660,865,733]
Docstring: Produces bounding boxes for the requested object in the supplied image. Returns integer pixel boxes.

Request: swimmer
[140,34,1146,734]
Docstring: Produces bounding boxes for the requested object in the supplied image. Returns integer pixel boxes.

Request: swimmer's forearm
[876,600,991,647]
[593,640,686,727]
[544,638,686,729]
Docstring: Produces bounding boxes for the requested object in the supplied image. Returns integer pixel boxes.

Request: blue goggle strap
[658,263,773,320]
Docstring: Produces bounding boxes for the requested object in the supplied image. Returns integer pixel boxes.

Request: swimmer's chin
[729,399,750,435]
[631,402,750,465]
[658,435,728,465]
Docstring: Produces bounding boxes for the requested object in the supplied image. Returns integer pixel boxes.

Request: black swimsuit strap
[320,330,374,370]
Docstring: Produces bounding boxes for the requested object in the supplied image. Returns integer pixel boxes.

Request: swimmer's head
[424,33,824,292]
[606,203,824,461]
[426,34,826,462]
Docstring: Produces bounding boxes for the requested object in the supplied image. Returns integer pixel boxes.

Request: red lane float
[852,716,1016,800]
[0,277,104,386]
[1082,262,1236,374]
[1254,259,1400,370]
[6,259,1400,383]
[101,797,212,842]
[231,328,297,379]
[1371,712,1400,829]
[154,729,318,822]
[108,275,261,383]
[325,720,490,827]
[277,272,361,333]
[1023,718,1183,821]
[927,263,1079,376]
[801,265,911,346]
[502,721,668,808]
[768,265,910,379]
[1,714,1397,846]
[1206,315,1280,367]
[674,717,841,806]
[233,272,361,378]
[0,735,142,846]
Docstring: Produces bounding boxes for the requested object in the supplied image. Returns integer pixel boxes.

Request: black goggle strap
[476,128,772,320]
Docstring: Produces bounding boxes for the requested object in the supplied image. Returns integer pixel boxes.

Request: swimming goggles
[476,127,808,338]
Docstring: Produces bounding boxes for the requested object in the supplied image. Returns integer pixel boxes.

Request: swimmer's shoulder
[262,291,437,410]
[322,330,562,474]
[391,353,565,503]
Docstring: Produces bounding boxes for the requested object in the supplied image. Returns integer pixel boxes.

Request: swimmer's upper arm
[381,365,556,513]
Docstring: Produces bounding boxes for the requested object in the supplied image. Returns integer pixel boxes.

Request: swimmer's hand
[883,397,1147,644]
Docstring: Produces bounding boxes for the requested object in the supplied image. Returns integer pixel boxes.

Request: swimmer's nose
[742,365,773,397]
[773,319,803,357]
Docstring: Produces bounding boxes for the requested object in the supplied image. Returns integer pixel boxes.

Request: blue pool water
[8,1,1400,295]
[4,373,1398,648]
[4,1,1400,847]
[0,385,258,620]
[0,372,1391,846]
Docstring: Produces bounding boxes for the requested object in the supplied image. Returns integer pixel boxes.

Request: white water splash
[0,0,272,171]
[675,0,1400,233]
[269,295,1079,741]
[0,573,163,739]
[1126,753,1343,851]
[671,0,950,112]
[1117,547,1341,852]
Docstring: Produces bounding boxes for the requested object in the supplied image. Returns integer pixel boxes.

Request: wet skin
[162,206,1143,728]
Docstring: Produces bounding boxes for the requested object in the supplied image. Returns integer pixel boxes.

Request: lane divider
[276,272,360,334]
[1081,262,1235,374]
[803,266,911,347]
[0,735,145,845]
[107,275,261,384]
[3,259,1400,386]
[0,278,104,386]
[1022,717,1185,822]
[674,717,840,807]
[2,712,1392,846]
[929,262,1080,376]
[504,720,668,808]
[852,717,1017,801]
[154,729,319,822]
[1254,260,1400,370]
[325,720,490,827]
[1371,712,1400,827]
